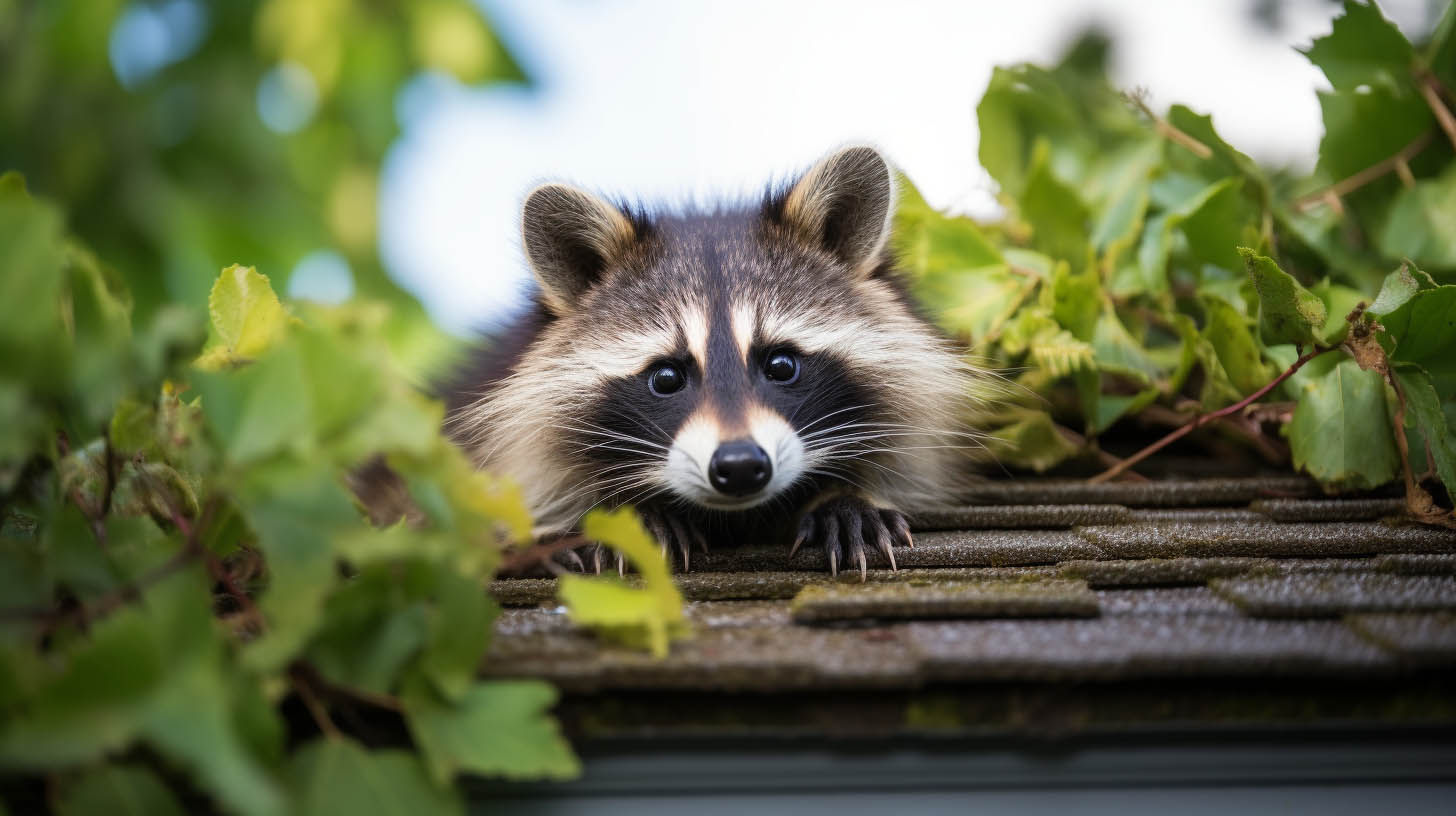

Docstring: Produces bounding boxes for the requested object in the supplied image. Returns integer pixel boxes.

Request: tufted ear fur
[774,146,896,277]
[521,183,638,315]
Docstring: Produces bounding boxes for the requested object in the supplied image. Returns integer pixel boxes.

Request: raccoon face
[512,147,956,517]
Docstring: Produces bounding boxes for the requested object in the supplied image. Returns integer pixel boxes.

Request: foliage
[0,179,661,813]
[0,0,524,373]
[898,0,1456,520]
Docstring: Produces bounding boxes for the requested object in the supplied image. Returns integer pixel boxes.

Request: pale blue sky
[374,0,1432,333]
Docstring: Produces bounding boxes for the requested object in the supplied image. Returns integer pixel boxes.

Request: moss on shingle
[788,577,1098,623]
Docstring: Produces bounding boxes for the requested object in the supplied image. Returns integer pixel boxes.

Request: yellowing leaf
[558,508,688,657]
[195,265,291,370]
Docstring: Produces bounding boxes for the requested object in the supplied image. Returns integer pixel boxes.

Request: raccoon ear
[774,146,896,277]
[521,183,638,315]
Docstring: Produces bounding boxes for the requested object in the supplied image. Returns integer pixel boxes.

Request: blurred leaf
[1303,0,1415,92]
[56,764,186,816]
[1376,167,1456,269]
[289,737,462,816]
[977,65,1085,200]
[416,568,495,702]
[986,411,1081,472]
[196,266,292,370]
[1310,279,1366,345]
[1203,296,1276,395]
[237,465,362,673]
[401,678,579,785]
[1021,141,1090,264]
[1314,86,1430,182]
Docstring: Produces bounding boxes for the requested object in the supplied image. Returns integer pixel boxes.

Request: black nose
[708,440,772,496]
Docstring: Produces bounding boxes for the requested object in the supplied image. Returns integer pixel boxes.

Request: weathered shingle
[789,578,1098,622]
[1211,573,1456,617]
[1346,612,1456,663]
[486,476,1456,714]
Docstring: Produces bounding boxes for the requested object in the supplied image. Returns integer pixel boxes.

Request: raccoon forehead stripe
[731,304,756,364]
[680,302,710,370]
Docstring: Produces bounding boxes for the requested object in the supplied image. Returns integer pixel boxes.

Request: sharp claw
[875,525,897,571]
[666,516,693,572]
[616,550,626,578]
[844,510,868,582]
[789,513,815,560]
[820,512,840,574]
[886,511,913,549]
[591,546,603,575]
[562,548,585,573]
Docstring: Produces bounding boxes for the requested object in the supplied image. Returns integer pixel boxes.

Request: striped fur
[447,147,986,545]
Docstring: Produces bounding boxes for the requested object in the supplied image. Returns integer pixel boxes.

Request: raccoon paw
[638,507,708,572]
[791,496,913,581]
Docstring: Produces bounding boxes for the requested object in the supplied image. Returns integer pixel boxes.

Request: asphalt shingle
[1211,573,1456,617]
[789,577,1099,622]
[485,476,1456,705]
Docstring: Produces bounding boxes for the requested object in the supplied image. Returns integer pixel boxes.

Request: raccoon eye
[648,363,685,396]
[763,350,799,384]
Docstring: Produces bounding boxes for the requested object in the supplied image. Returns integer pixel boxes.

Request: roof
[486,476,1456,739]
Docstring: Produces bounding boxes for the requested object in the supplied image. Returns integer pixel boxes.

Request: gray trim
[473,733,1456,813]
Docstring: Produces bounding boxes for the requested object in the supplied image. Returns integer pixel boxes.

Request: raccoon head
[486,146,972,526]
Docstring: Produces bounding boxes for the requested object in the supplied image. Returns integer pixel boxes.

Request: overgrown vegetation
[897,0,1456,523]
[1,1,687,812]
[0,183,694,810]
[2,0,1455,813]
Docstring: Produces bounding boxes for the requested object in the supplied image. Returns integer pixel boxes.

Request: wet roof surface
[487,477,1456,736]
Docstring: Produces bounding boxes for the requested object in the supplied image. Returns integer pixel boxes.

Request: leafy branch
[1090,345,1334,484]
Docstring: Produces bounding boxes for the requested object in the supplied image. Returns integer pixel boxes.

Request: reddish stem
[1089,346,1333,484]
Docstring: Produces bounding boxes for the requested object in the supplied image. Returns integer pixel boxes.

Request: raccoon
[447,146,982,579]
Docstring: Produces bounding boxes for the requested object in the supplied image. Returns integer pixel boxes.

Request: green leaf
[307,573,432,697]
[1314,86,1430,183]
[1367,264,1427,317]
[1303,1,1415,92]
[139,661,287,816]
[1374,285,1456,376]
[237,465,363,673]
[196,265,291,370]
[289,737,463,816]
[1202,296,1276,396]
[1129,177,1243,296]
[1376,167,1456,269]
[1240,248,1327,348]
[1286,356,1400,489]
[976,65,1086,200]
[402,678,579,784]
[1310,279,1366,346]
[56,764,185,816]
[1394,364,1456,497]
[417,568,496,702]
[1021,141,1090,264]
[985,410,1081,472]
[1088,139,1160,256]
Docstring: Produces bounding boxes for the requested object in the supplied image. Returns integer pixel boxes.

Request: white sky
[376,0,1431,334]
